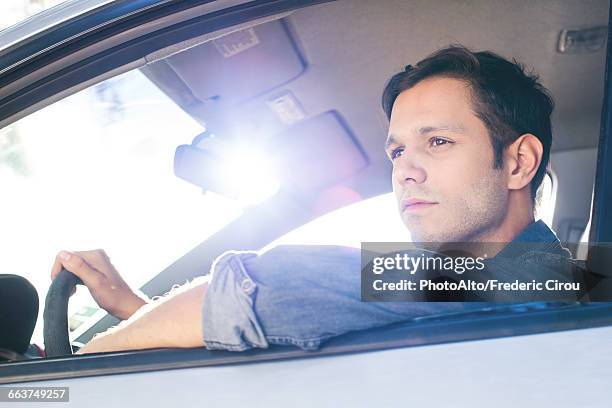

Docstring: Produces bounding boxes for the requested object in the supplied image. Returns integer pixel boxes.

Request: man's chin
[405,223,454,246]
[403,226,441,245]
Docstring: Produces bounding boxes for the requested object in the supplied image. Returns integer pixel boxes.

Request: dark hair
[382,45,554,202]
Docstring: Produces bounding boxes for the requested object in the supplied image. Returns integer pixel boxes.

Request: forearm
[77,277,209,354]
[113,290,150,320]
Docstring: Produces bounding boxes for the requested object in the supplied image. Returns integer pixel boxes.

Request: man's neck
[481,212,535,243]
[448,194,536,257]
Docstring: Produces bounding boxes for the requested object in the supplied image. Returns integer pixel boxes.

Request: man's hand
[51,249,148,320]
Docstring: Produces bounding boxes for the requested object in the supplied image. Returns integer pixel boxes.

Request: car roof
[162,0,608,154]
[1,0,606,151]
[135,0,608,208]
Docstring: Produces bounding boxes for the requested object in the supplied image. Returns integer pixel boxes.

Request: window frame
[2,302,612,384]
[590,10,612,244]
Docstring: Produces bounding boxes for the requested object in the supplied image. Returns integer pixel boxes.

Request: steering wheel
[43,268,83,357]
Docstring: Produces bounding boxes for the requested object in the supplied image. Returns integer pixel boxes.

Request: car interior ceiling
[142,0,607,242]
[72,0,609,343]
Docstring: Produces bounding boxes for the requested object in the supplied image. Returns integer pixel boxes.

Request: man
[50,45,580,354]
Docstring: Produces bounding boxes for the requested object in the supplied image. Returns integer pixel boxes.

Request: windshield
[0,0,607,366]
[0,68,246,344]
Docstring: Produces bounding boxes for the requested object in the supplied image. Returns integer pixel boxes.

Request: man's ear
[504,134,543,191]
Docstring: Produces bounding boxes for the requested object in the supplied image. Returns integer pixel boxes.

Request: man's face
[386,76,509,242]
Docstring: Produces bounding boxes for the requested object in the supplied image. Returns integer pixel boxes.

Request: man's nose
[393,155,427,185]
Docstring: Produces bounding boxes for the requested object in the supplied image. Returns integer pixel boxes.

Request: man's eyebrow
[384,135,399,150]
[417,124,466,134]
[385,124,465,150]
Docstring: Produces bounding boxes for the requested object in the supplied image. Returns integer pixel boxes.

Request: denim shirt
[497,219,571,257]
[484,220,587,301]
[201,220,582,352]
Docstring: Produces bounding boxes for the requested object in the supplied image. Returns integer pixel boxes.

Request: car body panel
[7,325,612,407]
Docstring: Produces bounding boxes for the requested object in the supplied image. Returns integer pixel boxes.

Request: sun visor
[174,112,368,198]
[268,111,369,191]
[164,20,304,108]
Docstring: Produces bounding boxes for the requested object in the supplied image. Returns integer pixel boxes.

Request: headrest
[0,274,39,354]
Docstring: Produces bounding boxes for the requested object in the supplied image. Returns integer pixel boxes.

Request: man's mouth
[401,198,438,213]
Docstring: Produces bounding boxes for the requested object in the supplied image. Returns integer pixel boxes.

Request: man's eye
[390,147,404,160]
[429,137,452,148]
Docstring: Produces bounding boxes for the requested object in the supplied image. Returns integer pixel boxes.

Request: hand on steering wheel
[44,250,150,357]
[51,250,148,320]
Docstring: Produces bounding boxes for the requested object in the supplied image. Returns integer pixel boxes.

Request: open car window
[0,1,610,390]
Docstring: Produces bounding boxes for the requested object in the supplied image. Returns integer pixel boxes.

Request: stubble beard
[402,169,508,245]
